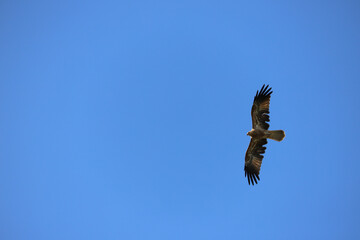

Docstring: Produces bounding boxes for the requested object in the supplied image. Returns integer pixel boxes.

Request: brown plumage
[244,85,285,185]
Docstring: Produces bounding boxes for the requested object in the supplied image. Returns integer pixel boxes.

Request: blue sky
[1,0,360,239]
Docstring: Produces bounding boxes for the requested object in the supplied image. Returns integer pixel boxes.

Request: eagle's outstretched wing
[244,138,267,185]
[251,84,272,130]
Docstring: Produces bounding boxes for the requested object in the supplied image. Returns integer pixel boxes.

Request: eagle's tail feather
[268,130,285,142]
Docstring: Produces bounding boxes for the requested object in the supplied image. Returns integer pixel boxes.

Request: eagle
[244,84,285,185]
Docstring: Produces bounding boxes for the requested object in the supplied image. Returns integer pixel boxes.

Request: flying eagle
[244,84,285,185]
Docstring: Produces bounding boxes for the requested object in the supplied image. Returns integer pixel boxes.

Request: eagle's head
[247,130,255,137]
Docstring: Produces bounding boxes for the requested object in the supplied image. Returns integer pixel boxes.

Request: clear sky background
[1,1,360,239]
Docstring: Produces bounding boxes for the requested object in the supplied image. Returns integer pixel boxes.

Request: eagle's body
[244,85,285,185]
[247,128,267,139]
